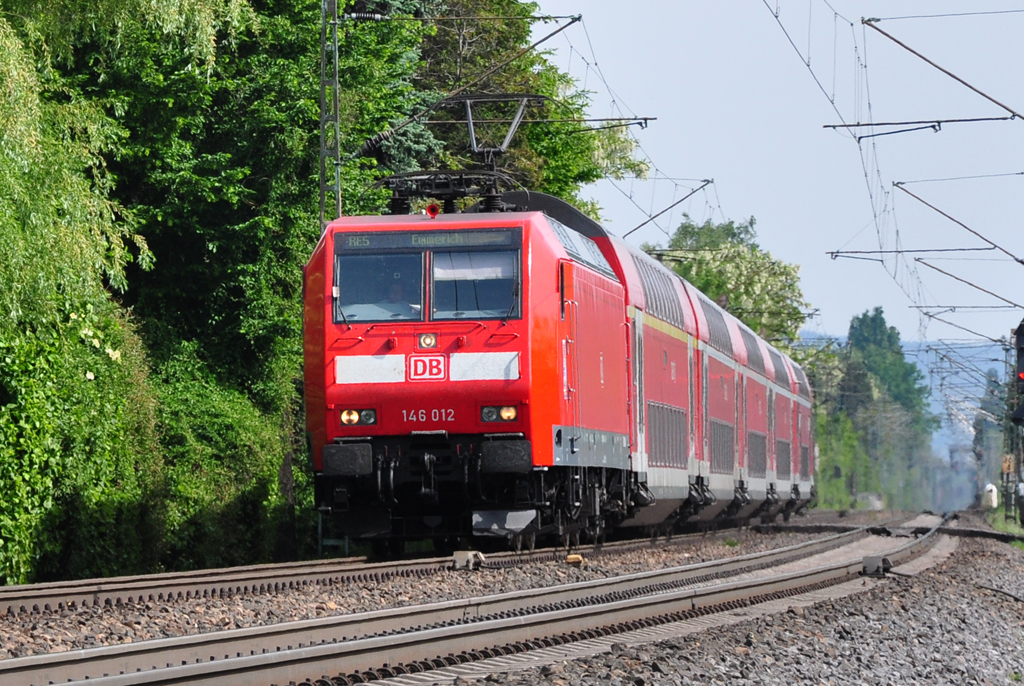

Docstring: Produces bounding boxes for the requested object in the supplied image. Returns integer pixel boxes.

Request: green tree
[847,307,930,416]
[663,214,757,251]
[644,215,809,345]
[0,0,247,582]
[814,410,878,510]
[53,0,432,568]
[412,0,646,215]
[833,308,937,510]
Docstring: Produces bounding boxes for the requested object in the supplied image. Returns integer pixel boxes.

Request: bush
[0,304,164,583]
[155,344,291,570]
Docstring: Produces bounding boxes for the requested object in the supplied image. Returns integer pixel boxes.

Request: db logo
[408,355,447,381]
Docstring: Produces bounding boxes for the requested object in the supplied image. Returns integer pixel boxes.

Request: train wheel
[569,529,580,549]
[585,515,605,546]
[525,531,536,552]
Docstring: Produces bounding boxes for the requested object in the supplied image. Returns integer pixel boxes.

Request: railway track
[0,555,444,616]
[2,519,940,686]
[0,516,846,617]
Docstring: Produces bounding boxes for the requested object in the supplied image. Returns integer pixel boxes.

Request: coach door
[767,387,776,478]
[631,310,647,475]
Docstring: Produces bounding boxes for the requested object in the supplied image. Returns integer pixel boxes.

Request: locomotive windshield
[432,251,518,320]
[334,253,424,322]
[332,228,520,323]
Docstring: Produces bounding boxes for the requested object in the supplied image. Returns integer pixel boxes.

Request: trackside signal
[1013,319,1024,426]
[1017,319,1024,393]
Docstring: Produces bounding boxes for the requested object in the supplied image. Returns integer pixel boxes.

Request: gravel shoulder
[444,534,1024,686]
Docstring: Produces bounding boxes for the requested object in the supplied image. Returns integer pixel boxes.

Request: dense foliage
[0,0,642,582]
[809,308,942,511]
[411,0,646,214]
[644,215,809,345]
[0,0,218,582]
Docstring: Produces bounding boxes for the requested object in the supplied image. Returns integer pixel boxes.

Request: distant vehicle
[982,483,998,509]
[303,189,815,552]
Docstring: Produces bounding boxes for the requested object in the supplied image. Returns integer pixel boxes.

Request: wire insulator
[343,13,385,21]
[481,190,502,213]
[389,194,412,215]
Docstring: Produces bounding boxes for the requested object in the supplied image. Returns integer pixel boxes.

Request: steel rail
[757,520,1024,544]
[1,525,880,686]
[0,517,819,616]
[0,555,451,616]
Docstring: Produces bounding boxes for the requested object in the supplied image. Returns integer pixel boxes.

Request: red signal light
[425,204,440,219]
[1019,372,1024,381]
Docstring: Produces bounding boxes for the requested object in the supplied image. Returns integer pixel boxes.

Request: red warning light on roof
[426,204,440,219]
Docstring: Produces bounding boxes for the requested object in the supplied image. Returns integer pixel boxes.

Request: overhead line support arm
[893,184,1024,266]
[862,18,1023,121]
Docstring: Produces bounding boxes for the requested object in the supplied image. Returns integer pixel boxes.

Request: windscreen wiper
[502,273,519,323]
[332,286,352,329]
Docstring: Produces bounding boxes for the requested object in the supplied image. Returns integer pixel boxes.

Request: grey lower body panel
[472,509,539,537]
[551,425,630,470]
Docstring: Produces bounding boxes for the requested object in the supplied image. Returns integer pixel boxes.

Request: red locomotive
[304,186,814,550]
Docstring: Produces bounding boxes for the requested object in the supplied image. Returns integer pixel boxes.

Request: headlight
[418,333,438,349]
[482,405,517,422]
[341,409,376,426]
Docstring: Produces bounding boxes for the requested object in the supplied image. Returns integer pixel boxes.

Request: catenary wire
[872,9,1024,22]
[897,171,1024,185]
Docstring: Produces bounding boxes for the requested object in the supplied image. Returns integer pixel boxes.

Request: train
[303,187,815,552]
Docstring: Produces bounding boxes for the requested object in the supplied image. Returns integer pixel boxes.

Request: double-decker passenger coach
[304,186,814,551]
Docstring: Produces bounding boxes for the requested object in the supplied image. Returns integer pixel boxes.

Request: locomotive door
[560,261,581,452]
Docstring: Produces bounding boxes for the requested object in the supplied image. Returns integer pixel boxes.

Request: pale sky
[534,1,1024,346]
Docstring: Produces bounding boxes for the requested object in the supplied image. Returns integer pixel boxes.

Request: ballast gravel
[455,533,1024,686]
[0,515,872,660]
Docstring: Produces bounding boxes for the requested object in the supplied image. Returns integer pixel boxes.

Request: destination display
[335,229,516,252]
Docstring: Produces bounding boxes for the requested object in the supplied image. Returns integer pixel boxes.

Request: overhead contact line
[828,246,997,260]
[824,116,1015,141]
[922,312,1008,344]
[622,180,712,238]
[861,18,1024,121]
[894,184,1024,266]
[915,259,1024,310]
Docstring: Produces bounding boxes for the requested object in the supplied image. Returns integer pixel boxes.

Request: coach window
[432,251,519,320]
[334,253,424,322]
